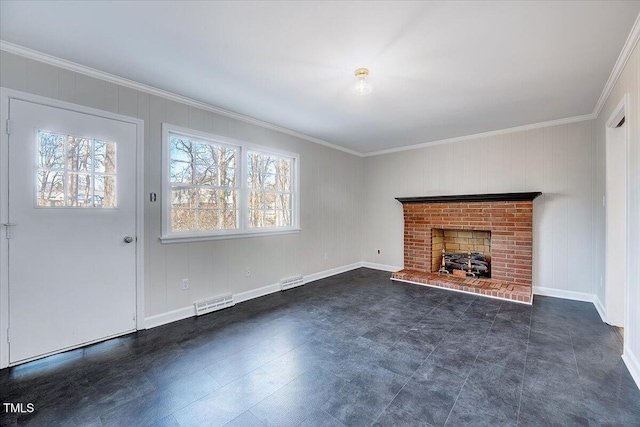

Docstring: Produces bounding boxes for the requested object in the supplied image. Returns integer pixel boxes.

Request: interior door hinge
[2,223,17,239]
[6,328,10,343]
[5,119,11,135]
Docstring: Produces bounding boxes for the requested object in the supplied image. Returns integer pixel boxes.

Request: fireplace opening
[432,229,491,278]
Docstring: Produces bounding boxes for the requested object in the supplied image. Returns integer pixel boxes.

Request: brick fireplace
[391,192,541,304]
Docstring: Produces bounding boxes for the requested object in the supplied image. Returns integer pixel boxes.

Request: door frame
[604,94,630,348]
[0,88,145,369]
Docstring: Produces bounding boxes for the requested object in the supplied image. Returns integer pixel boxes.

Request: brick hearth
[392,193,540,304]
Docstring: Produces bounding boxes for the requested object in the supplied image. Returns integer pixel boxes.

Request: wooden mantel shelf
[395,192,542,204]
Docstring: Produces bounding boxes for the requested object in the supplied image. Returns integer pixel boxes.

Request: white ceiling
[1,1,639,154]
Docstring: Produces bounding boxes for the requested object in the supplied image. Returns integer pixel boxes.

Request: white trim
[144,306,196,329]
[0,40,600,160]
[160,123,300,242]
[361,262,402,272]
[160,229,301,244]
[144,262,364,329]
[234,283,282,304]
[303,262,363,284]
[593,295,607,323]
[0,88,145,369]
[622,349,640,391]
[0,40,361,158]
[391,277,532,305]
[0,95,9,369]
[363,114,594,157]
[604,94,630,336]
[533,286,595,302]
[593,13,640,118]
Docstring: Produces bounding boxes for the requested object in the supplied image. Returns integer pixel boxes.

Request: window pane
[38,131,65,169]
[280,209,293,227]
[172,209,196,232]
[197,209,219,230]
[95,175,116,208]
[197,188,219,210]
[37,170,65,207]
[67,173,92,207]
[276,158,291,191]
[247,151,294,229]
[171,159,193,184]
[277,174,291,192]
[170,137,194,183]
[94,140,116,173]
[249,209,263,228]
[221,209,238,229]
[276,194,291,211]
[196,209,238,230]
[67,137,92,172]
[171,187,196,231]
[194,143,216,185]
[171,187,196,209]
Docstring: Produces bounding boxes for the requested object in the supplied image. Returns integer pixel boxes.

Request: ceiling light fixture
[350,68,373,95]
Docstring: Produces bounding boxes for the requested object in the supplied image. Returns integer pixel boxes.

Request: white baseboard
[144,306,195,329]
[144,262,363,329]
[144,282,282,329]
[362,262,402,272]
[593,295,607,323]
[622,347,640,391]
[303,262,363,284]
[533,286,595,302]
[234,282,281,304]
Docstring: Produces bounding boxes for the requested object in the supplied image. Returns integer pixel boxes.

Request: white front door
[7,98,138,364]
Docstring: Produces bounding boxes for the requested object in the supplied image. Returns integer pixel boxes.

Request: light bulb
[350,68,373,95]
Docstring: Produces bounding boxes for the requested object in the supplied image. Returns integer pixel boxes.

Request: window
[37,130,117,208]
[161,124,299,242]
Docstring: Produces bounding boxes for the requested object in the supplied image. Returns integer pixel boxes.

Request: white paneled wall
[4,45,637,384]
[363,120,596,297]
[595,39,640,379]
[0,51,364,319]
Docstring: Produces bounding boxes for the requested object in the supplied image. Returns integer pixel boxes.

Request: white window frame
[160,123,300,243]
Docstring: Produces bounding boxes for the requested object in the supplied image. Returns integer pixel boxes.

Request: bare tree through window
[169,135,238,232]
[247,151,293,228]
[37,131,116,208]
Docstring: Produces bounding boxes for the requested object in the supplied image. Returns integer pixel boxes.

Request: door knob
[123,236,134,243]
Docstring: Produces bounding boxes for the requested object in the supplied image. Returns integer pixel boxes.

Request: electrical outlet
[324,253,329,260]
[245,268,251,277]
[182,278,189,290]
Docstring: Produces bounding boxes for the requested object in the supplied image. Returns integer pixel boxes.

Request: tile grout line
[515,304,533,425]
[368,291,453,426]
[442,300,501,427]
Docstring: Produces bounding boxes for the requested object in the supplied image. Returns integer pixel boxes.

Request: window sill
[159,228,301,244]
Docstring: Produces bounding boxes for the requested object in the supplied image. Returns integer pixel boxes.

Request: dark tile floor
[1,268,639,426]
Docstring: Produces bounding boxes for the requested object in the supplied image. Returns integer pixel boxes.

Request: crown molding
[592,11,640,118]
[362,113,594,157]
[0,40,362,158]
[3,15,635,161]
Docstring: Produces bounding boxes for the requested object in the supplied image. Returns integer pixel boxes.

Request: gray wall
[362,120,597,298]
[0,51,364,319]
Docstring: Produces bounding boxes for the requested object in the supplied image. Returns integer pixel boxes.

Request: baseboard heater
[281,275,305,291]
[194,294,235,316]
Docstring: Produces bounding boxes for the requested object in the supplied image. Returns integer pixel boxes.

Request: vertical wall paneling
[0,50,364,319]
[3,50,366,318]
[363,119,596,297]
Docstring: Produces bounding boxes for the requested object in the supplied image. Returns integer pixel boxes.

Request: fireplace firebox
[392,192,541,304]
